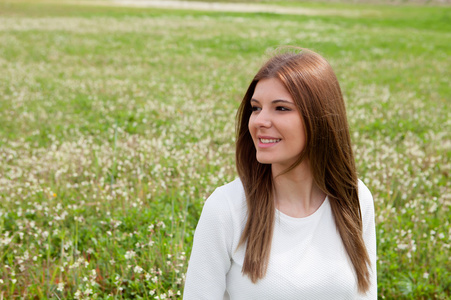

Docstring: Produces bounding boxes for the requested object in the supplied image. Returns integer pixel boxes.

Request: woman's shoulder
[357,178,375,219]
[213,178,245,200]
[202,178,247,217]
[357,179,373,202]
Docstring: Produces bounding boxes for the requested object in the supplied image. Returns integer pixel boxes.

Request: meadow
[0,0,450,298]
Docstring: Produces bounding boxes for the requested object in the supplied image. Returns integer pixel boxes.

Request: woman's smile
[258,136,282,147]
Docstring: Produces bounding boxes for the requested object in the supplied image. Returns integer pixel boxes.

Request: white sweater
[184,178,377,299]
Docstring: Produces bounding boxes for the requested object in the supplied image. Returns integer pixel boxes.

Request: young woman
[184,48,377,299]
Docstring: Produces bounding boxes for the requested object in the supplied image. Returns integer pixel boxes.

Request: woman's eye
[276,106,290,111]
[251,106,261,112]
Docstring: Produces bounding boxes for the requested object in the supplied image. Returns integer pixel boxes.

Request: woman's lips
[258,137,281,148]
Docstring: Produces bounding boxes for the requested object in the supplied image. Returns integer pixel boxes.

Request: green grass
[0,0,450,299]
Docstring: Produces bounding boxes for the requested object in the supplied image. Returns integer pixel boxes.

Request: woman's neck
[272,161,326,218]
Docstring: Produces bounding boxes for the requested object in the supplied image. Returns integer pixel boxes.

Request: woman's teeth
[260,138,281,144]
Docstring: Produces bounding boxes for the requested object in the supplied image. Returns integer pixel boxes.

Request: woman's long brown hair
[235,48,371,293]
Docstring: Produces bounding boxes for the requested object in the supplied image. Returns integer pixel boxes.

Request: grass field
[0,0,450,299]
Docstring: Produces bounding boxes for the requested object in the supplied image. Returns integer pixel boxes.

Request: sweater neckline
[275,195,329,222]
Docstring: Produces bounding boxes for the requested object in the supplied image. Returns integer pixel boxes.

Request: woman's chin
[256,156,274,165]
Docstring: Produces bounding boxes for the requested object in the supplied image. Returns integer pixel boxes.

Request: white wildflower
[397,244,408,250]
[84,288,92,296]
[125,250,136,260]
[57,282,64,292]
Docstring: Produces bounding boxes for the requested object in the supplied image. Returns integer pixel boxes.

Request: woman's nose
[253,110,272,128]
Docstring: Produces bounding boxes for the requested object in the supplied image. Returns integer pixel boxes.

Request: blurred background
[0,0,450,298]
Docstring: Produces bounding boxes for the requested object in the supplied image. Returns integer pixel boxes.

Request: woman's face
[248,77,306,168]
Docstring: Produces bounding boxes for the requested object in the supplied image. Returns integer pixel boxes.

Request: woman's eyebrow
[272,99,294,105]
[250,98,294,104]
